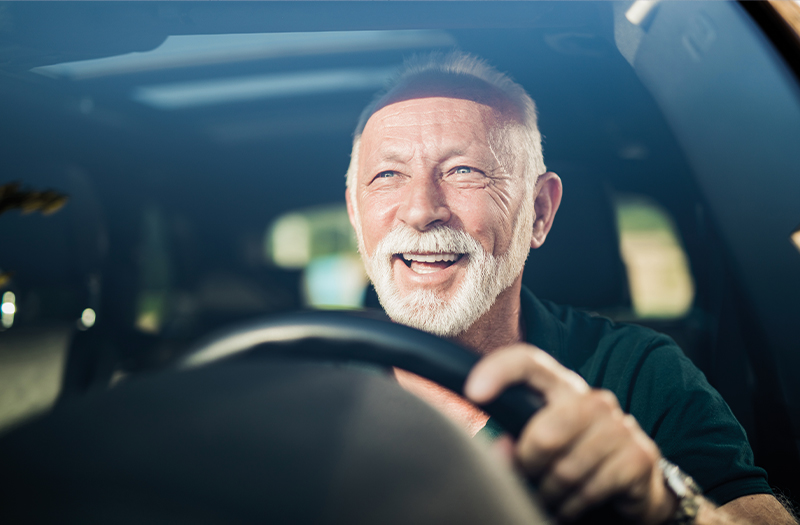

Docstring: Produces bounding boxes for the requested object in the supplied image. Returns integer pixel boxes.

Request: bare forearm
[695,494,798,525]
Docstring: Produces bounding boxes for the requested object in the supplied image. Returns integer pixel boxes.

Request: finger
[515,404,592,478]
[557,452,643,521]
[464,345,534,403]
[537,391,627,502]
[518,390,620,483]
[557,416,660,522]
[464,343,588,405]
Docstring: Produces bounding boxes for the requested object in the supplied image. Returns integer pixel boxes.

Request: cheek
[358,193,399,252]
[446,191,499,245]
[446,187,520,254]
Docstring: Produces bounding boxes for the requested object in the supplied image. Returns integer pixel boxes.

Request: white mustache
[372,225,484,260]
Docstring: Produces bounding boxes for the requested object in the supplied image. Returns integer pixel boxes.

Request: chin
[372,255,510,338]
[361,223,531,338]
[383,288,485,338]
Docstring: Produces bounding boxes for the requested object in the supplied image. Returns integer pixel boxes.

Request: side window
[613,194,695,319]
[135,206,173,334]
[266,204,367,309]
[0,170,99,431]
[1,291,16,329]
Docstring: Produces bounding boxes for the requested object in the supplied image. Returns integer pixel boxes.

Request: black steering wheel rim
[178,310,543,439]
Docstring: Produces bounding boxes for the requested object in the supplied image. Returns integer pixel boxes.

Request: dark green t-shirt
[507,286,771,505]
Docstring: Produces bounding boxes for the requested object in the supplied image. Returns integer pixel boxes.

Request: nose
[395,175,451,231]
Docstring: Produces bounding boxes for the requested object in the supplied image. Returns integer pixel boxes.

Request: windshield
[1,0,799,495]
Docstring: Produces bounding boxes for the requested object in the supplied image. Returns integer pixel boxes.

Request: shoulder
[526,295,771,504]
[523,289,674,379]
[521,289,771,505]
[521,286,720,418]
[532,297,710,414]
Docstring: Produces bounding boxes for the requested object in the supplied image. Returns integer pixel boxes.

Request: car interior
[0,1,799,520]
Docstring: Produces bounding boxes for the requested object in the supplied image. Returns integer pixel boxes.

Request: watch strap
[659,458,702,525]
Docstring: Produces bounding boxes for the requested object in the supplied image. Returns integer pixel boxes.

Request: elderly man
[344,52,795,524]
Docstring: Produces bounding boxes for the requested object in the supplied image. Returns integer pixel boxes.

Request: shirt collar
[520,285,565,362]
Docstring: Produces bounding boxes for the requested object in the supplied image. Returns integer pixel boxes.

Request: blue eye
[376,171,396,178]
[454,167,473,174]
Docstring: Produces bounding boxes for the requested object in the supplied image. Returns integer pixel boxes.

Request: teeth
[402,253,460,263]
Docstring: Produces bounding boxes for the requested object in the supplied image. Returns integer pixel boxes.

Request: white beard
[359,218,531,338]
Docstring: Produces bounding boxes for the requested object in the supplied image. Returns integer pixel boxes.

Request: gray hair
[344,51,546,196]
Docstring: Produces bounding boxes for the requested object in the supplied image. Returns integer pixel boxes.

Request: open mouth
[396,252,464,274]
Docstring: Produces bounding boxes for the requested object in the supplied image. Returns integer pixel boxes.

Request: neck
[451,279,525,355]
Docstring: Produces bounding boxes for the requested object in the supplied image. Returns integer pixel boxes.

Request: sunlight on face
[358,216,531,337]
[351,94,535,337]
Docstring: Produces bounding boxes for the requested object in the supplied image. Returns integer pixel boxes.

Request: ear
[530,171,562,249]
[345,187,357,231]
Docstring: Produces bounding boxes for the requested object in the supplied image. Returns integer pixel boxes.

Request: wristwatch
[659,458,702,525]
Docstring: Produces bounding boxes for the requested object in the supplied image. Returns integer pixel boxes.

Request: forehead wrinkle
[362,96,516,173]
[364,136,418,168]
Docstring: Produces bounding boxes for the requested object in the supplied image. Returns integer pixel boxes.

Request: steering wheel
[177,310,544,439]
[0,310,553,524]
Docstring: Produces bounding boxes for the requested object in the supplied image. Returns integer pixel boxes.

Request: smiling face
[347,94,535,337]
